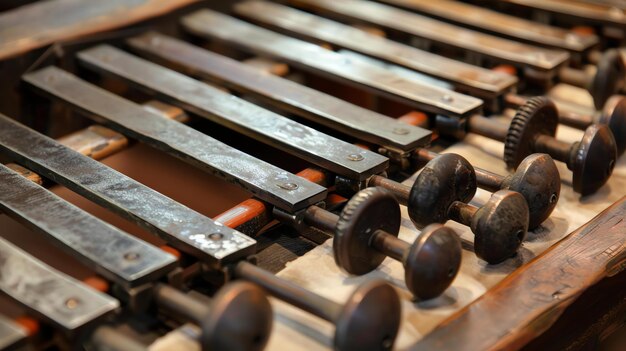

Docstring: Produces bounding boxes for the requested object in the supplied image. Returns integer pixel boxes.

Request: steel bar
[181,9,483,118]
[0,315,26,351]
[377,0,598,53]
[127,32,431,152]
[0,163,176,288]
[0,114,259,267]
[22,67,326,213]
[0,235,118,332]
[286,0,569,72]
[234,1,517,100]
[77,45,388,181]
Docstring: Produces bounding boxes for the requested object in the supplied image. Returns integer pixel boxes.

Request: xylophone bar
[0,163,177,287]
[287,0,569,73]
[378,0,598,53]
[0,315,26,351]
[0,235,119,332]
[77,45,389,181]
[0,114,258,267]
[22,67,327,213]
[126,32,431,152]
[181,9,484,118]
[234,1,517,100]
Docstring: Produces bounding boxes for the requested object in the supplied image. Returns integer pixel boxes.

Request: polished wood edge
[0,0,198,60]
[413,195,626,351]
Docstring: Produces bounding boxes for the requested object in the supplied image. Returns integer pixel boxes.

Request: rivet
[65,297,80,309]
[124,252,140,261]
[442,95,454,103]
[277,182,299,190]
[209,233,224,241]
[347,153,364,161]
[392,128,409,135]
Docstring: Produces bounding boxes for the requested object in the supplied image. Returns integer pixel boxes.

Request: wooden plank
[0,0,198,60]
[497,0,626,27]
[414,196,626,351]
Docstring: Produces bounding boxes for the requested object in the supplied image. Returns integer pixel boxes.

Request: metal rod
[533,135,573,165]
[559,66,590,89]
[370,231,407,262]
[90,326,147,351]
[475,169,504,192]
[468,115,509,142]
[234,262,342,323]
[153,283,211,324]
[304,206,339,234]
[368,175,410,205]
[447,201,478,227]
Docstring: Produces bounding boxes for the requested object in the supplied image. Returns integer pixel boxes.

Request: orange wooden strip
[492,64,518,76]
[159,245,182,260]
[82,276,110,293]
[13,316,39,337]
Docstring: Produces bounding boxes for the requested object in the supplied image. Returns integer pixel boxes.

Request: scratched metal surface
[77,45,389,181]
[0,163,176,287]
[234,1,517,99]
[378,0,598,52]
[127,32,431,152]
[501,0,626,26]
[0,236,118,332]
[181,10,483,118]
[287,0,569,72]
[0,314,26,351]
[22,67,327,213]
[0,114,259,267]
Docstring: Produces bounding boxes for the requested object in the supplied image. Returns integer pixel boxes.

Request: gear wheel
[504,97,559,169]
[334,187,400,275]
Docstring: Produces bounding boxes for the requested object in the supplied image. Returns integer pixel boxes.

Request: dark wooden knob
[335,280,401,351]
[501,153,560,229]
[470,190,529,263]
[202,281,273,351]
[407,153,476,228]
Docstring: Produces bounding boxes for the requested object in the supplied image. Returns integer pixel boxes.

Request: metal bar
[498,0,626,27]
[0,114,259,268]
[76,45,388,181]
[22,67,326,213]
[234,0,517,99]
[127,32,431,152]
[0,315,26,351]
[286,0,569,72]
[180,9,483,118]
[0,163,176,288]
[377,0,598,53]
[0,235,118,332]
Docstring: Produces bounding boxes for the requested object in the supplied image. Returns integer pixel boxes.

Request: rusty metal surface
[0,235,118,332]
[288,0,569,72]
[0,114,259,267]
[0,315,26,351]
[181,9,483,118]
[22,67,327,213]
[234,1,517,99]
[378,0,598,53]
[0,163,176,287]
[127,32,431,152]
[0,0,198,60]
[77,45,389,181]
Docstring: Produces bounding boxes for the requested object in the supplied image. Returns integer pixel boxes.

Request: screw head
[347,153,364,161]
[208,233,224,241]
[392,127,409,135]
[277,182,298,190]
[124,252,140,261]
[65,297,80,309]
